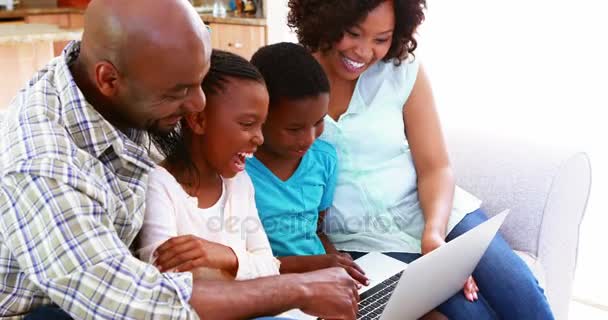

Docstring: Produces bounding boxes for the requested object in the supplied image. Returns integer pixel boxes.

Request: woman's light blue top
[320,59,481,253]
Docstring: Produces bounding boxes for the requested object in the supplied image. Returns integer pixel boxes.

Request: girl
[137,50,279,281]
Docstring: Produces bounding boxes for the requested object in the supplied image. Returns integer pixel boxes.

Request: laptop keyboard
[357,271,404,320]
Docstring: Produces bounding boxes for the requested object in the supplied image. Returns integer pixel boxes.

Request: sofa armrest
[445,127,591,319]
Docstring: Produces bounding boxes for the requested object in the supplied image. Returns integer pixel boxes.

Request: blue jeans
[25,306,291,320]
[25,306,72,320]
[348,209,555,320]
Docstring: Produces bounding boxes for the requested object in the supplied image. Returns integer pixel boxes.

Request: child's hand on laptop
[323,253,370,287]
[278,254,370,287]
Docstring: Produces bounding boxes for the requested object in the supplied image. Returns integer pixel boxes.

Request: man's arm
[0,173,197,319]
[190,268,359,320]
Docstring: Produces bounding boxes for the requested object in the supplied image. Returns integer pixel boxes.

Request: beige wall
[265,0,296,44]
[0,41,54,109]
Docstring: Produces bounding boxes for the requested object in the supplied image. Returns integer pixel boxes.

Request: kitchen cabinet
[208,23,266,60]
[24,12,84,28]
[23,13,84,56]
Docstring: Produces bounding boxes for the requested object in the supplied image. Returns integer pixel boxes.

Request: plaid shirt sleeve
[0,170,199,319]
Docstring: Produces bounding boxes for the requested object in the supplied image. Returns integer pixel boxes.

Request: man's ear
[95,61,120,97]
[185,112,206,135]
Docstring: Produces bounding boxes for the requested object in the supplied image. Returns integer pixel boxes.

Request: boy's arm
[318,209,339,254]
[277,211,341,273]
[278,254,331,273]
[317,144,339,255]
[276,211,368,285]
[277,254,368,285]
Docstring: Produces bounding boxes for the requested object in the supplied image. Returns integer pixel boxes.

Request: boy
[248,42,368,285]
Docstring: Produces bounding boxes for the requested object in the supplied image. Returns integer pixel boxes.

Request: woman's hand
[153,235,238,275]
[421,229,479,301]
[463,276,479,302]
[421,229,446,255]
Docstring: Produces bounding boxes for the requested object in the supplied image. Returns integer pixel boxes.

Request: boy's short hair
[250,42,329,105]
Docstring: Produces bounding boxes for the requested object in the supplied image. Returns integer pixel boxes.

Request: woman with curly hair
[287,0,555,319]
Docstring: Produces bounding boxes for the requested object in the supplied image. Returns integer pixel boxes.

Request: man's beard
[147,119,173,135]
[148,121,183,160]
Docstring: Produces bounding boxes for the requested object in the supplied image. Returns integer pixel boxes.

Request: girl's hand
[153,235,238,274]
[421,229,479,302]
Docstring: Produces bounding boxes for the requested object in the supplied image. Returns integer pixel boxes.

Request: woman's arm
[403,69,481,302]
[403,64,455,254]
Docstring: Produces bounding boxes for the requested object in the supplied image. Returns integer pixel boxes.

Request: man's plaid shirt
[0,42,197,319]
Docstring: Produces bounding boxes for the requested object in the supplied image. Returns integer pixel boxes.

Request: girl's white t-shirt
[138,166,280,280]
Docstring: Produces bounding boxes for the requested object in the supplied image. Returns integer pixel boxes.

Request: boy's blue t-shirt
[246,140,338,257]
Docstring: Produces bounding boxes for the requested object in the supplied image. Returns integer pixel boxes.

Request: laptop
[282,209,509,320]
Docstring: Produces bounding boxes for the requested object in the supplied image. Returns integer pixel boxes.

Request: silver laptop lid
[380,209,510,320]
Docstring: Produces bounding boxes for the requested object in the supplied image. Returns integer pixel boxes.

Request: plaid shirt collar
[57,41,154,170]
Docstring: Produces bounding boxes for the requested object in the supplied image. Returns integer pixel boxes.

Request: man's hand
[297,267,360,320]
[188,267,360,320]
[154,235,238,275]
[421,229,479,302]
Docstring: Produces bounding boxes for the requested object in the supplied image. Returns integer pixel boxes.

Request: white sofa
[446,128,592,320]
[0,111,591,319]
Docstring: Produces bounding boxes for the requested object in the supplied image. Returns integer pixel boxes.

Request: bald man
[0,0,358,319]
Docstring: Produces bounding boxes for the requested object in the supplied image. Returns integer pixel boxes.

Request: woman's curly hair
[287,0,426,65]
